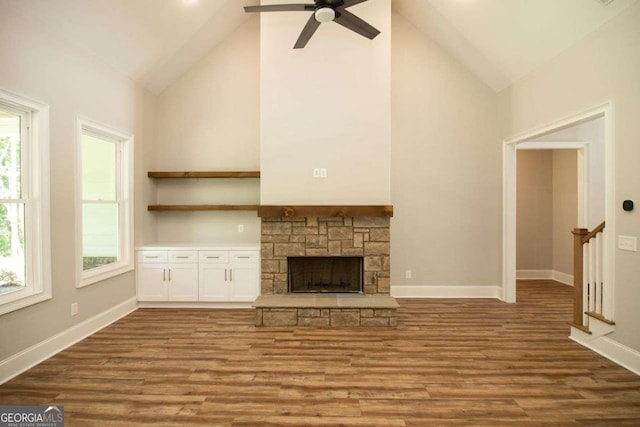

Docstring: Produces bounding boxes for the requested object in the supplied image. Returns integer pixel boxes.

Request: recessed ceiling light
[182,0,198,5]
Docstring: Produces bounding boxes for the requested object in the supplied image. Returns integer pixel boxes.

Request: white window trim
[0,89,51,316]
[76,116,134,288]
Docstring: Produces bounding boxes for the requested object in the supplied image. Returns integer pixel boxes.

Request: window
[77,118,133,287]
[0,89,51,316]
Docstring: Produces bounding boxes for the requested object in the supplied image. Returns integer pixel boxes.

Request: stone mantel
[258,205,393,218]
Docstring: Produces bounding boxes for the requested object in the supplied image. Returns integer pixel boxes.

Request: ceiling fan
[244,0,380,49]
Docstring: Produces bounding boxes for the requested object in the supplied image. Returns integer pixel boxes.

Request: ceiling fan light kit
[244,0,380,49]
[314,7,335,23]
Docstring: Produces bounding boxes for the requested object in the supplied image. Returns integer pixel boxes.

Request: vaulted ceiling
[4,0,637,94]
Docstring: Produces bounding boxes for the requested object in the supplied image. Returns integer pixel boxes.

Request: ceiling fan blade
[341,0,369,8]
[244,4,315,13]
[334,9,380,40]
[294,14,322,49]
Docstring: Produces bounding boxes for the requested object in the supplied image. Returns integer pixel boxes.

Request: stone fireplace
[254,209,398,327]
[260,216,391,295]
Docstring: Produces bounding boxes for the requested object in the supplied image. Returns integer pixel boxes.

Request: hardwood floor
[1,280,639,426]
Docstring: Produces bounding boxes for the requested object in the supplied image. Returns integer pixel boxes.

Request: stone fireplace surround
[254,212,398,327]
[261,216,391,295]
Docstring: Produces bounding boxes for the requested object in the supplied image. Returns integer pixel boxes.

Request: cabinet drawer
[169,251,198,263]
[199,251,229,264]
[138,250,167,263]
[230,251,259,264]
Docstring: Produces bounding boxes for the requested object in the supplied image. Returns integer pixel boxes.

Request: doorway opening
[516,148,581,286]
[502,103,614,307]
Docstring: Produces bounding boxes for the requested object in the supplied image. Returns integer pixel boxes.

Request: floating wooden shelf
[258,205,394,218]
[148,205,260,212]
[148,171,260,179]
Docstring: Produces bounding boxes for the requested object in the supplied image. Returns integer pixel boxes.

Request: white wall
[154,18,261,244]
[391,13,504,290]
[0,6,156,360]
[501,2,640,351]
[260,0,391,204]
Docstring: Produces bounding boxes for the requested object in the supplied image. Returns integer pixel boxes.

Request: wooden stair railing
[572,221,607,332]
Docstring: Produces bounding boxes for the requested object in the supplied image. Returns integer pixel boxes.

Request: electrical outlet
[618,235,637,252]
[405,270,412,279]
[237,224,244,233]
[71,303,78,316]
[313,168,320,178]
[320,168,328,178]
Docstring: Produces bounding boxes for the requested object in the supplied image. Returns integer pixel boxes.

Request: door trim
[502,102,615,308]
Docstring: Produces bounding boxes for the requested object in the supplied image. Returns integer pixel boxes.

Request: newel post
[572,228,589,326]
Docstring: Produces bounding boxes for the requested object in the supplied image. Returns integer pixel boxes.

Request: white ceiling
[394,0,639,91]
[4,0,638,94]
[3,0,258,94]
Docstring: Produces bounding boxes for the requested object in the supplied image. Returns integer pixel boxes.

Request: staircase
[570,222,616,341]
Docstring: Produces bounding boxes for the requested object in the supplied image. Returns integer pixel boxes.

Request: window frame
[76,116,133,288]
[0,89,51,316]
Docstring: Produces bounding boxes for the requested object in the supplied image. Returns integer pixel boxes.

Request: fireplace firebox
[288,257,363,293]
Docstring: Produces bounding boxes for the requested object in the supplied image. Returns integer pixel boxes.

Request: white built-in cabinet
[198,250,260,302]
[136,244,260,303]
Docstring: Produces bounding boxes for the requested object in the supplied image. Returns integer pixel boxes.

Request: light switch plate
[618,235,637,252]
[313,168,320,178]
[320,168,327,178]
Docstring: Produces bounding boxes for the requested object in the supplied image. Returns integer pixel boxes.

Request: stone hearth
[254,294,399,327]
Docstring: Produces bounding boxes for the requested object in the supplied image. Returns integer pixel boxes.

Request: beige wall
[501,2,640,350]
[260,0,391,205]
[154,18,261,244]
[517,150,553,270]
[0,7,155,360]
[391,13,504,288]
[516,150,577,276]
[552,150,578,276]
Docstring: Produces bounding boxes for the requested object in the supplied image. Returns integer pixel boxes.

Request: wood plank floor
[1,280,639,426]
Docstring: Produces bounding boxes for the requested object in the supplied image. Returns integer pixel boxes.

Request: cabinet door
[137,263,168,301]
[198,264,228,301]
[229,264,260,302]
[167,264,198,301]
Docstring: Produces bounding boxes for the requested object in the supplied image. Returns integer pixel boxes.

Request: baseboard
[391,285,500,299]
[516,269,553,280]
[551,270,573,286]
[570,335,640,376]
[0,297,138,385]
[516,269,573,286]
[138,302,254,309]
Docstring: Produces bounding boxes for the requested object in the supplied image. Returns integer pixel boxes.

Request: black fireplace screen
[288,257,363,293]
